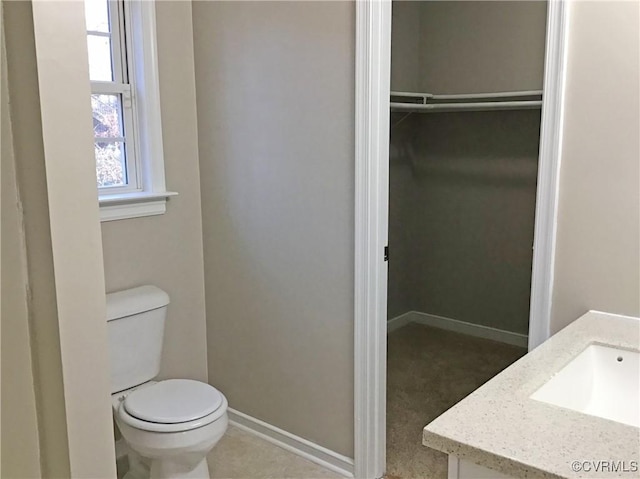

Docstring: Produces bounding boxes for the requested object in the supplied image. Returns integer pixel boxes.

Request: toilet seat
[117,380,228,433]
[124,379,223,423]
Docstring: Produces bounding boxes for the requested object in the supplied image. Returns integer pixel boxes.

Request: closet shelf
[390,90,543,113]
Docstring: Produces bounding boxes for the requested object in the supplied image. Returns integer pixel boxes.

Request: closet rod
[390,90,543,101]
[390,100,542,113]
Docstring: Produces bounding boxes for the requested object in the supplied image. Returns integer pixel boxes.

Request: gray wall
[1,24,42,477]
[101,1,208,383]
[389,112,541,335]
[551,1,639,332]
[391,1,547,94]
[193,1,355,456]
[3,3,70,475]
[390,1,421,93]
[387,128,414,319]
[418,1,547,94]
[388,1,546,336]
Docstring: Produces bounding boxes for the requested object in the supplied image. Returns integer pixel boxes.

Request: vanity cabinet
[448,456,516,479]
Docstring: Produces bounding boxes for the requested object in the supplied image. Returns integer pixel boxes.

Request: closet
[386,2,548,479]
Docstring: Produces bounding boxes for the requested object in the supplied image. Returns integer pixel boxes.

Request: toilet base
[123,452,210,479]
[122,452,150,479]
[150,455,210,479]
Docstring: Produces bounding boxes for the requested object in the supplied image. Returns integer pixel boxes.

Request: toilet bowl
[112,380,228,479]
[106,286,228,479]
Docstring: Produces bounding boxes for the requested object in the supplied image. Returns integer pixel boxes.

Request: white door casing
[353,1,569,477]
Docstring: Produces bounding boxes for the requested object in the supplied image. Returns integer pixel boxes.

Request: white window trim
[97,0,177,222]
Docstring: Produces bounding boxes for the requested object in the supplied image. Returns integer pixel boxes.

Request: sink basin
[531,344,639,427]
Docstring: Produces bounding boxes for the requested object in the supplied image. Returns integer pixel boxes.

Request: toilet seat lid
[123,379,223,424]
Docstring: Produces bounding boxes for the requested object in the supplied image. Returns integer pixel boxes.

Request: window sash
[91,81,129,95]
[89,0,141,195]
[92,90,139,192]
[108,0,127,84]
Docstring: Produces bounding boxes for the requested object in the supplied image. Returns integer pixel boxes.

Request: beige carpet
[386,323,526,479]
[208,425,342,479]
[118,425,341,479]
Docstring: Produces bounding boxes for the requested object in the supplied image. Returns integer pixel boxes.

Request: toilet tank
[106,285,170,393]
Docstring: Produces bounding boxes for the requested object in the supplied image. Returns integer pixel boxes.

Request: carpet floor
[386,323,526,479]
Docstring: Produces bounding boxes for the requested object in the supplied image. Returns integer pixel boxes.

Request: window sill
[99,191,178,222]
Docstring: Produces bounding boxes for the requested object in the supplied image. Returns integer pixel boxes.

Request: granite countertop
[422,311,640,479]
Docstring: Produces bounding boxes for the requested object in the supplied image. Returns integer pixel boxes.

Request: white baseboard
[386,311,413,332]
[388,311,528,348]
[227,408,354,478]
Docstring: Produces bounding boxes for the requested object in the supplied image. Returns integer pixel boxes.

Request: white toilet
[106,285,228,479]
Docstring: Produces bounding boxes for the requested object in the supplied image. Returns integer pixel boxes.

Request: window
[86,0,134,191]
[84,0,176,221]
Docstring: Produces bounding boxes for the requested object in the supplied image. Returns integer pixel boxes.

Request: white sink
[531,344,640,427]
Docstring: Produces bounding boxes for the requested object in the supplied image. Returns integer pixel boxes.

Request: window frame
[87,0,177,221]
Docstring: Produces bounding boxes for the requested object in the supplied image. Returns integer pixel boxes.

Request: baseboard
[387,311,413,332]
[388,311,529,348]
[227,408,354,478]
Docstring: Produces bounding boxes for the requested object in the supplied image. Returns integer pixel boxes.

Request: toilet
[107,285,228,479]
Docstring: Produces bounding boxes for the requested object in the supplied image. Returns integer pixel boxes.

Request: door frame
[353,1,569,477]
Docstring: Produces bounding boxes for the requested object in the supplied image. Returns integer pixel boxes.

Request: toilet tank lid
[106,285,170,321]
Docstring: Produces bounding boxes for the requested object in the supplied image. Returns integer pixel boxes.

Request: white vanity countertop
[422,311,640,479]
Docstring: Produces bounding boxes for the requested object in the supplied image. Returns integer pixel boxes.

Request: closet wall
[391,1,547,93]
[389,1,547,335]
